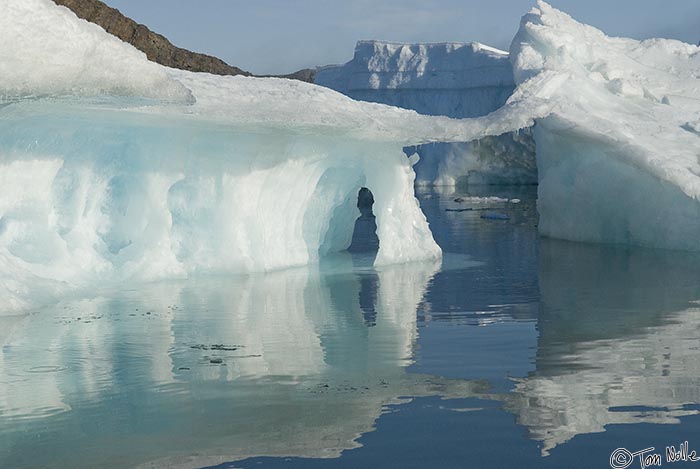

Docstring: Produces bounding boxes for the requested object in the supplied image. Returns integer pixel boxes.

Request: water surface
[2,186,700,468]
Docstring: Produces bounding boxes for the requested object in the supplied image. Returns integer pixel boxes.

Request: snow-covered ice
[0,0,191,101]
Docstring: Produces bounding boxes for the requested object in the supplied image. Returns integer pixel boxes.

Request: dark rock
[261,68,317,83]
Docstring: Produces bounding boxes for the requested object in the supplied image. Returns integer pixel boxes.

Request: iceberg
[318,4,700,253]
[315,40,538,186]
[315,40,516,119]
[0,0,512,314]
[508,2,700,250]
[0,259,486,468]
[4,0,700,313]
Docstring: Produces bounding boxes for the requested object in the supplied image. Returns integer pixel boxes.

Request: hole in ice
[348,187,379,253]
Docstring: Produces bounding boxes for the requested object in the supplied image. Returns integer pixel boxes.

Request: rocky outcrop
[265,68,317,83]
[52,0,251,76]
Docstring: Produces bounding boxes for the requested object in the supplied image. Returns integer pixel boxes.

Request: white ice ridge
[0,0,543,314]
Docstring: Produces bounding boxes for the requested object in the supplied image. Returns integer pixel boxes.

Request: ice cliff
[315,40,538,186]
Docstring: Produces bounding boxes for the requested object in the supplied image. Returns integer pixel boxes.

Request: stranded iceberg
[1,0,699,313]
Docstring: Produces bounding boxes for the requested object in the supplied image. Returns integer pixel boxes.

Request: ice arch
[0,100,444,312]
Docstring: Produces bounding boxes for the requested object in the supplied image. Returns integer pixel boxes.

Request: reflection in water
[0,255,486,469]
[348,187,379,254]
[504,239,700,456]
[417,185,540,325]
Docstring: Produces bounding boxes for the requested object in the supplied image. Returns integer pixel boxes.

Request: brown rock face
[52,0,251,76]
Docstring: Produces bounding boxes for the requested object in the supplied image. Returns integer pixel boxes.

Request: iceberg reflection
[0,256,485,469]
[503,240,700,455]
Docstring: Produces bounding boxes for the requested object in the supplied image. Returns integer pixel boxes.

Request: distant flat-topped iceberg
[316,40,515,119]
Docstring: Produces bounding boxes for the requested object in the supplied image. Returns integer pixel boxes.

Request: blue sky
[103,0,699,75]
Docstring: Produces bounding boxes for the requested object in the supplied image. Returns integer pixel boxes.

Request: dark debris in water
[445,207,497,212]
[54,314,104,325]
[191,344,243,351]
[307,380,387,395]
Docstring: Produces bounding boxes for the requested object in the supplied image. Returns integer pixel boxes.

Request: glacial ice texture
[409,129,537,187]
[0,100,446,313]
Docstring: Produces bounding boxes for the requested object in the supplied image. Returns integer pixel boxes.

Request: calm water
[2,186,700,468]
